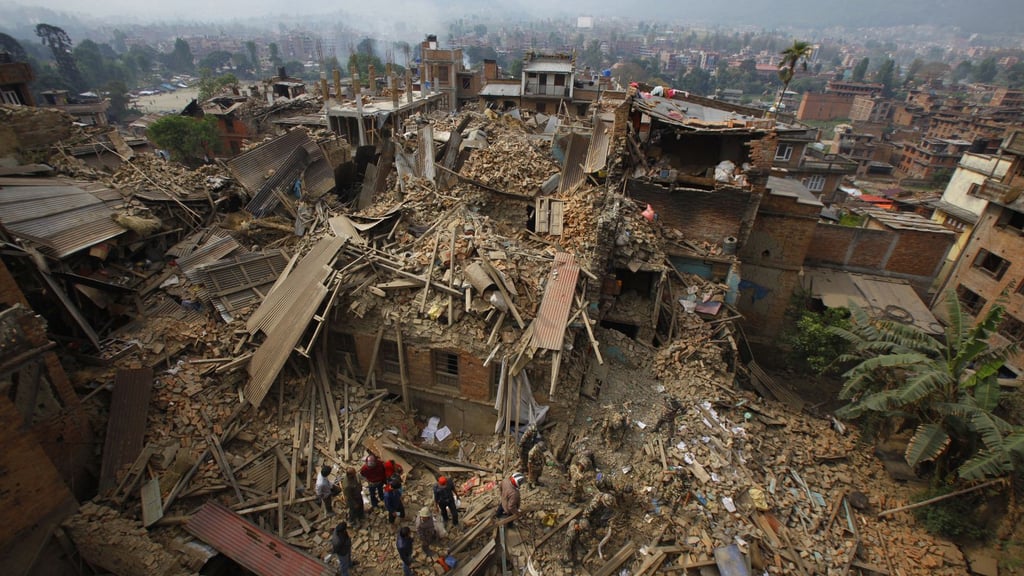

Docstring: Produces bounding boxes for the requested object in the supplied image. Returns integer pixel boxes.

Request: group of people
[315,452,463,576]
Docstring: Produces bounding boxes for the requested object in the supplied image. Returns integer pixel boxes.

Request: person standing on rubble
[396,525,415,576]
[383,475,406,523]
[527,441,547,488]
[415,506,440,559]
[331,522,354,576]
[496,472,525,524]
[433,476,459,526]
[360,453,387,510]
[518,424,540,471]
[316,465,338,516]
[343,468,365,525]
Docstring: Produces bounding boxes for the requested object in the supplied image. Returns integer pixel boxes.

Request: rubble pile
[64,502,191,576]
[460,131,554,195]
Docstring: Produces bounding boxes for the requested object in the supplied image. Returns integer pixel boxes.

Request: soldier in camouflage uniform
[568,449,595,503]
[518,424,540,471]
[562,517,590,564]
[583,491,616,527]
[527,441,547,487]
[600,412,629,450]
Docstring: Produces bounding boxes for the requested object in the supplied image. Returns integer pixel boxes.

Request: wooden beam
[479,254,525,328]
[419,229,442,313]
[396,326,410,411]
[363,326,385,388]
[351,398,383,455]
[208,434,245,504]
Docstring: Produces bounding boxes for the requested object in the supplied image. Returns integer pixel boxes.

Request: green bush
[785,307,851,375]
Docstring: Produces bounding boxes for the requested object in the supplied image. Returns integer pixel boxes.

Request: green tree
[875,58,896,97]
[974,57,998,83]
[147,115,220,163]
[904,58,924,86]
[104,80,130,122]
[36,23,84,91]
[950,61,972,84]
[774,40,814,115]
[832,294,1024,482]
[197,71,238,101]
[245,41,260,77]
[198,50,232,72]
[851,57,870,82]
[785,307,851,375]
[268,42,282,70]
[165,38,194,74]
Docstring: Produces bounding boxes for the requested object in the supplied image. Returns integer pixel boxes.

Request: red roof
[857,194,894,208]
[186,501,333,576]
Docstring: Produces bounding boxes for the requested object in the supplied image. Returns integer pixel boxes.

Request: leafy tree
[245,41,259,77]
[356,37,376,58]
[36,23,84,91]
[1007,62,1024,89]
[950,61,972,84]
[147,115,220,163]
[268,42,282,70]
[875,58,896,97]
[851,57,870,82]
[348,52,384,81]
[198,50,232,72]
[104,80,130,122]
[904,58,924,86]
[0,32,28,62]
[197,71,238,101]
[774,40,814,114]
[832,293,1024,482]
[974,57,998,83]
[677,67,712,95]
[785,307,851,375]
[125,44,157,78]
[111,29,128,54]
[231,52,251,76]
[164,38,194,74]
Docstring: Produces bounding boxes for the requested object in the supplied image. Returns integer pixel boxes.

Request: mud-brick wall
[0,107,73,159]
[627,180,753,246]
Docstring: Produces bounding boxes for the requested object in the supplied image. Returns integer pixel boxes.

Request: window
[433,350,459,388]
[461,76,471,90]
[999,315,1024,342]
[536,102,547,114]
[490,366,502,401]
[774,144,793,162]
[576,103,589,116]
[379,340,402,376]
[803,174,826,192]
[539,74,548,86]
[956,284,987,315]
[997,209,1024,233]
[972,249,1011,280]
[554,74,565,86]
[1018,278,1024,295]
[1,89,22,105]
[438,65,450,85]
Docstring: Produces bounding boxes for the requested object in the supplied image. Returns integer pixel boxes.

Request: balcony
[523,83,569,98]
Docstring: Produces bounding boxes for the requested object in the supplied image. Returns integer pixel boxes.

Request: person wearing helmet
[518,425,540,471]
[563,517,590,564]
[433,476,459,526]
[496,472,525,521]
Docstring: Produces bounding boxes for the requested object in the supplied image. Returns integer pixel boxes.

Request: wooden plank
[140,477,164,528]
[592,540,637,576]
[534,508,582,549]
[208,434,245,504]
[479,255,525,329]
[419,229,442,313]
[549,199,564,235]
[351,399,383,454]
[396,326,410,411]
[363,326,384,389]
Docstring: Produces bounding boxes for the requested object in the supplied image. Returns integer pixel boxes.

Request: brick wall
[797,93,854,122]
[627,179,753,245]
[741,192,820,268]
[804,223,952,293]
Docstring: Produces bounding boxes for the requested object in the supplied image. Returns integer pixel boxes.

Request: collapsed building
[0,65,974,576]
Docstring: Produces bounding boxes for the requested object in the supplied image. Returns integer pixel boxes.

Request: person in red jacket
[359,453,387,509]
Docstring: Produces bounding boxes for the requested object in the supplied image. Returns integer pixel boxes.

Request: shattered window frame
[433,350,460,389]
[803,174,826,192]
[956,284,987,315]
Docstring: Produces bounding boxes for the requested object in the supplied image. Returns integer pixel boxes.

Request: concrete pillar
[321,78,329,102]
[405,69,413,104]
[333,69,341,101]
[368,64,377,96]
[350,65,361,99]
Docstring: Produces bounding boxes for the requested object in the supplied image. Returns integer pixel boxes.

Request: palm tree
[772,40,814,117]
[831,292,1024,482]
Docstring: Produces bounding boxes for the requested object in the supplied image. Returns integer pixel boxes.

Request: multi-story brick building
[934,130,1024,376]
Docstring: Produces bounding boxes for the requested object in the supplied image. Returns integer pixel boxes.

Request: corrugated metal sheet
[194,250,288,297]
[178,236,242,281]
[803,268,942,335]
[227,128,313,194]
[0,182,126,258]
[583,119,613,173]
[98,368,153,493]
[246,146,308,217]
[303,158,335,198]
[247,235,345,335]
[558,131,591,194]
[245,281,328,407]
[186,501,332,576]
[530,253,581,351]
